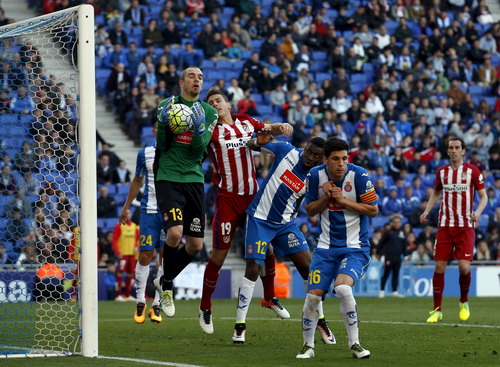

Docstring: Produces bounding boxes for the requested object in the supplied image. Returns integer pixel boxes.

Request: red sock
[459,272,471,303]
[200,259,222,310]
[124,276,132,297]
[433,272,445,311]
[261,253,276,301]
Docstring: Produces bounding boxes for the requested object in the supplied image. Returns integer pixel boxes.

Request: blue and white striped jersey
[135,146,159,213]
[305,163,378,249]
[246,142,310,224]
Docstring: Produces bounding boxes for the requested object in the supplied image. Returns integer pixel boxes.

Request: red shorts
[212,191,254,250]
[118,255,136,274]
[434,227,475,261]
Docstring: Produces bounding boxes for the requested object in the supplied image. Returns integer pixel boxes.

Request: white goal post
[0,4,97,358]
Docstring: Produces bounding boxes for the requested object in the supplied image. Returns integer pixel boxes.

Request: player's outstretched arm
[420,189,441,224]
[119,175,144,224]
[248,129,273,151]
[266,122,293,137]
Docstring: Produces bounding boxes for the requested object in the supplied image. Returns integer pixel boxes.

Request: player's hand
[420,213,428,224]
[257,129,273,146]
[191,101,206,137]
[322,181,334,197]
[330,185,343,202]
[471,211,478,223]
[119,209,128,225]
[158,96,174,124]
[279,123,293,137]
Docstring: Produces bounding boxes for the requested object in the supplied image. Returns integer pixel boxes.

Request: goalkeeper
[153,66,218,317]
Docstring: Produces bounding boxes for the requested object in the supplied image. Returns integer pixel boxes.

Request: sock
[162,245,178,290]
[124,276,132,297]
[152,265,163,307]
[135,263,150,304]
[171,245,195,279]
[236,277,256,324]
[335,285,358,347]
[261,253,276,301]
[432,272,445,311]
[200,258,222,310]
[459,272,471,303]
[318,300,325,319]
[302,293,321,348]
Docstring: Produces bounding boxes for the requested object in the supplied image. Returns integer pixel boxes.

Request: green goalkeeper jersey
[155,96,218,183]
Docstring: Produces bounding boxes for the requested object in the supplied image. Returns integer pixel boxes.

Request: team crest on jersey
[344,181,352,192]
[223,236,230,243]
[174,130,194,144]
[280,169,305,193]
[242,124,249,131]
[163,213,169,222]
[247,245,254,255]
[461,172,467,182]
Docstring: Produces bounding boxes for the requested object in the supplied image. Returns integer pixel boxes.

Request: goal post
[0,4,97,358]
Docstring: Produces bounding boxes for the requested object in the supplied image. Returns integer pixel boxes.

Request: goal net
[0,5,97,358]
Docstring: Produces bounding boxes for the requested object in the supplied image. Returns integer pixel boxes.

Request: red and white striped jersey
[208,113,265,195]
[434,163,485,227]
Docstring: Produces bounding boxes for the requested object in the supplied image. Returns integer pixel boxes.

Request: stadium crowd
[1,0,500,269]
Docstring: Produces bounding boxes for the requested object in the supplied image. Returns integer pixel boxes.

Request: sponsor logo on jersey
[247,244,253,255]
[339,257,348,269]
[163,213,169,222]
[366,180,373,190]
[280,169,305,193]
[443,183,469,192]
[174,130,194,144]
[190,217,201,232]
[350,268,359,279]
[344,181,352,192]
[328,199,346,211]
[224,137,250,149]
[479,173,484,184]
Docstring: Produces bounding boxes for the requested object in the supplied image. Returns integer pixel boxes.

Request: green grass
[2,297,500,366]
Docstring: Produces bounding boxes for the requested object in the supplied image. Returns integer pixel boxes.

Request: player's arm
[112,223,122,258]
[265,122,293,137]
[119,175,144,224]
[471,188,487,223]
[248,129,274,151]
[156,97,175,152]
[420,189,441,224]
[305,181,334,216]
[333,187,379,217]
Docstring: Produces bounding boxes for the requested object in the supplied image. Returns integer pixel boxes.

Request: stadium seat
[201,59,214,69]
[250,39,264,49]
[214,59,234,70]
[116,184,131,195]
[371,216,389,229]
[468,85,484,95]
[312,51,327,61]
[315,72,331,84]
[479,215,489,232]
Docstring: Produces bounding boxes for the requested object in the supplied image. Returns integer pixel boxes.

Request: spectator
[97,155,114,185]
[143,19,163,47]
[330,89,351,115]
[178,42,203,69]
[162,20,182,46]
[478,54,497,87]
[112,160,131,185]
[124,0,147,28]
[97,185,117,219]
[381,187,403,216]
[236,92,258,115]
[410,243,431,264]
[108,22,128,46]
[0,166,17,195]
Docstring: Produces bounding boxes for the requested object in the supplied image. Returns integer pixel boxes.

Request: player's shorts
[307,246,370,292]
[244,215,309,265]
[155,180,205,238]
[139,211,165,251]
[434,226,475,261]
[118,255,136,274]
[212,190,254,250]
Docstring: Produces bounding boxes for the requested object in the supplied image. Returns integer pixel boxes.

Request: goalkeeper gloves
[191,102,206,137]
[158,96,174,125]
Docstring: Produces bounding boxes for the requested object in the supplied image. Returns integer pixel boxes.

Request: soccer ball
[168,104,194,134]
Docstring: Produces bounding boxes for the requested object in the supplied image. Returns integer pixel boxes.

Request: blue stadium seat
[479,215,489,232]
[311,51,327,61]
[116,184,131,195]
[468,85,484,95]
[214,59,234,70]
[251,94,263,104]
[201,59,214,69]
[222,7,234,17]
[371,216,390,229]
[250,39,264,49]
[258,105,273,115]
[315,72,331,84]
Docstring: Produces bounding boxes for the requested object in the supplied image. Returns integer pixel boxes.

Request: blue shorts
[244,216,309,265]
[139,211,165,251]
[307,246,370,292]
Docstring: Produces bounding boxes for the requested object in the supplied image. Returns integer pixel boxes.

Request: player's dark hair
[308,137,325,149]
[447,136,465,150]
[324,137,349,157]
[205,86,229,102]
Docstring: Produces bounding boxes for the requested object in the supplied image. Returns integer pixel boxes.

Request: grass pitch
[2,297,499,366]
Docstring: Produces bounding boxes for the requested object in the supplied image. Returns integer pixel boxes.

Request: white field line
[98,355,204,367]
[99,316,500,329]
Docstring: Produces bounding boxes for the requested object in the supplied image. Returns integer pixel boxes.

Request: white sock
[335,284,359,347]
[152,265,163,306]
[236,277,256,323]
[318,299,325,319]
[302,293,321,348]
[135,263,150,304]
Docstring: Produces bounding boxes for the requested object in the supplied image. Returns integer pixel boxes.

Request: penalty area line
[100,317,500,329]
[98,355,205,367]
